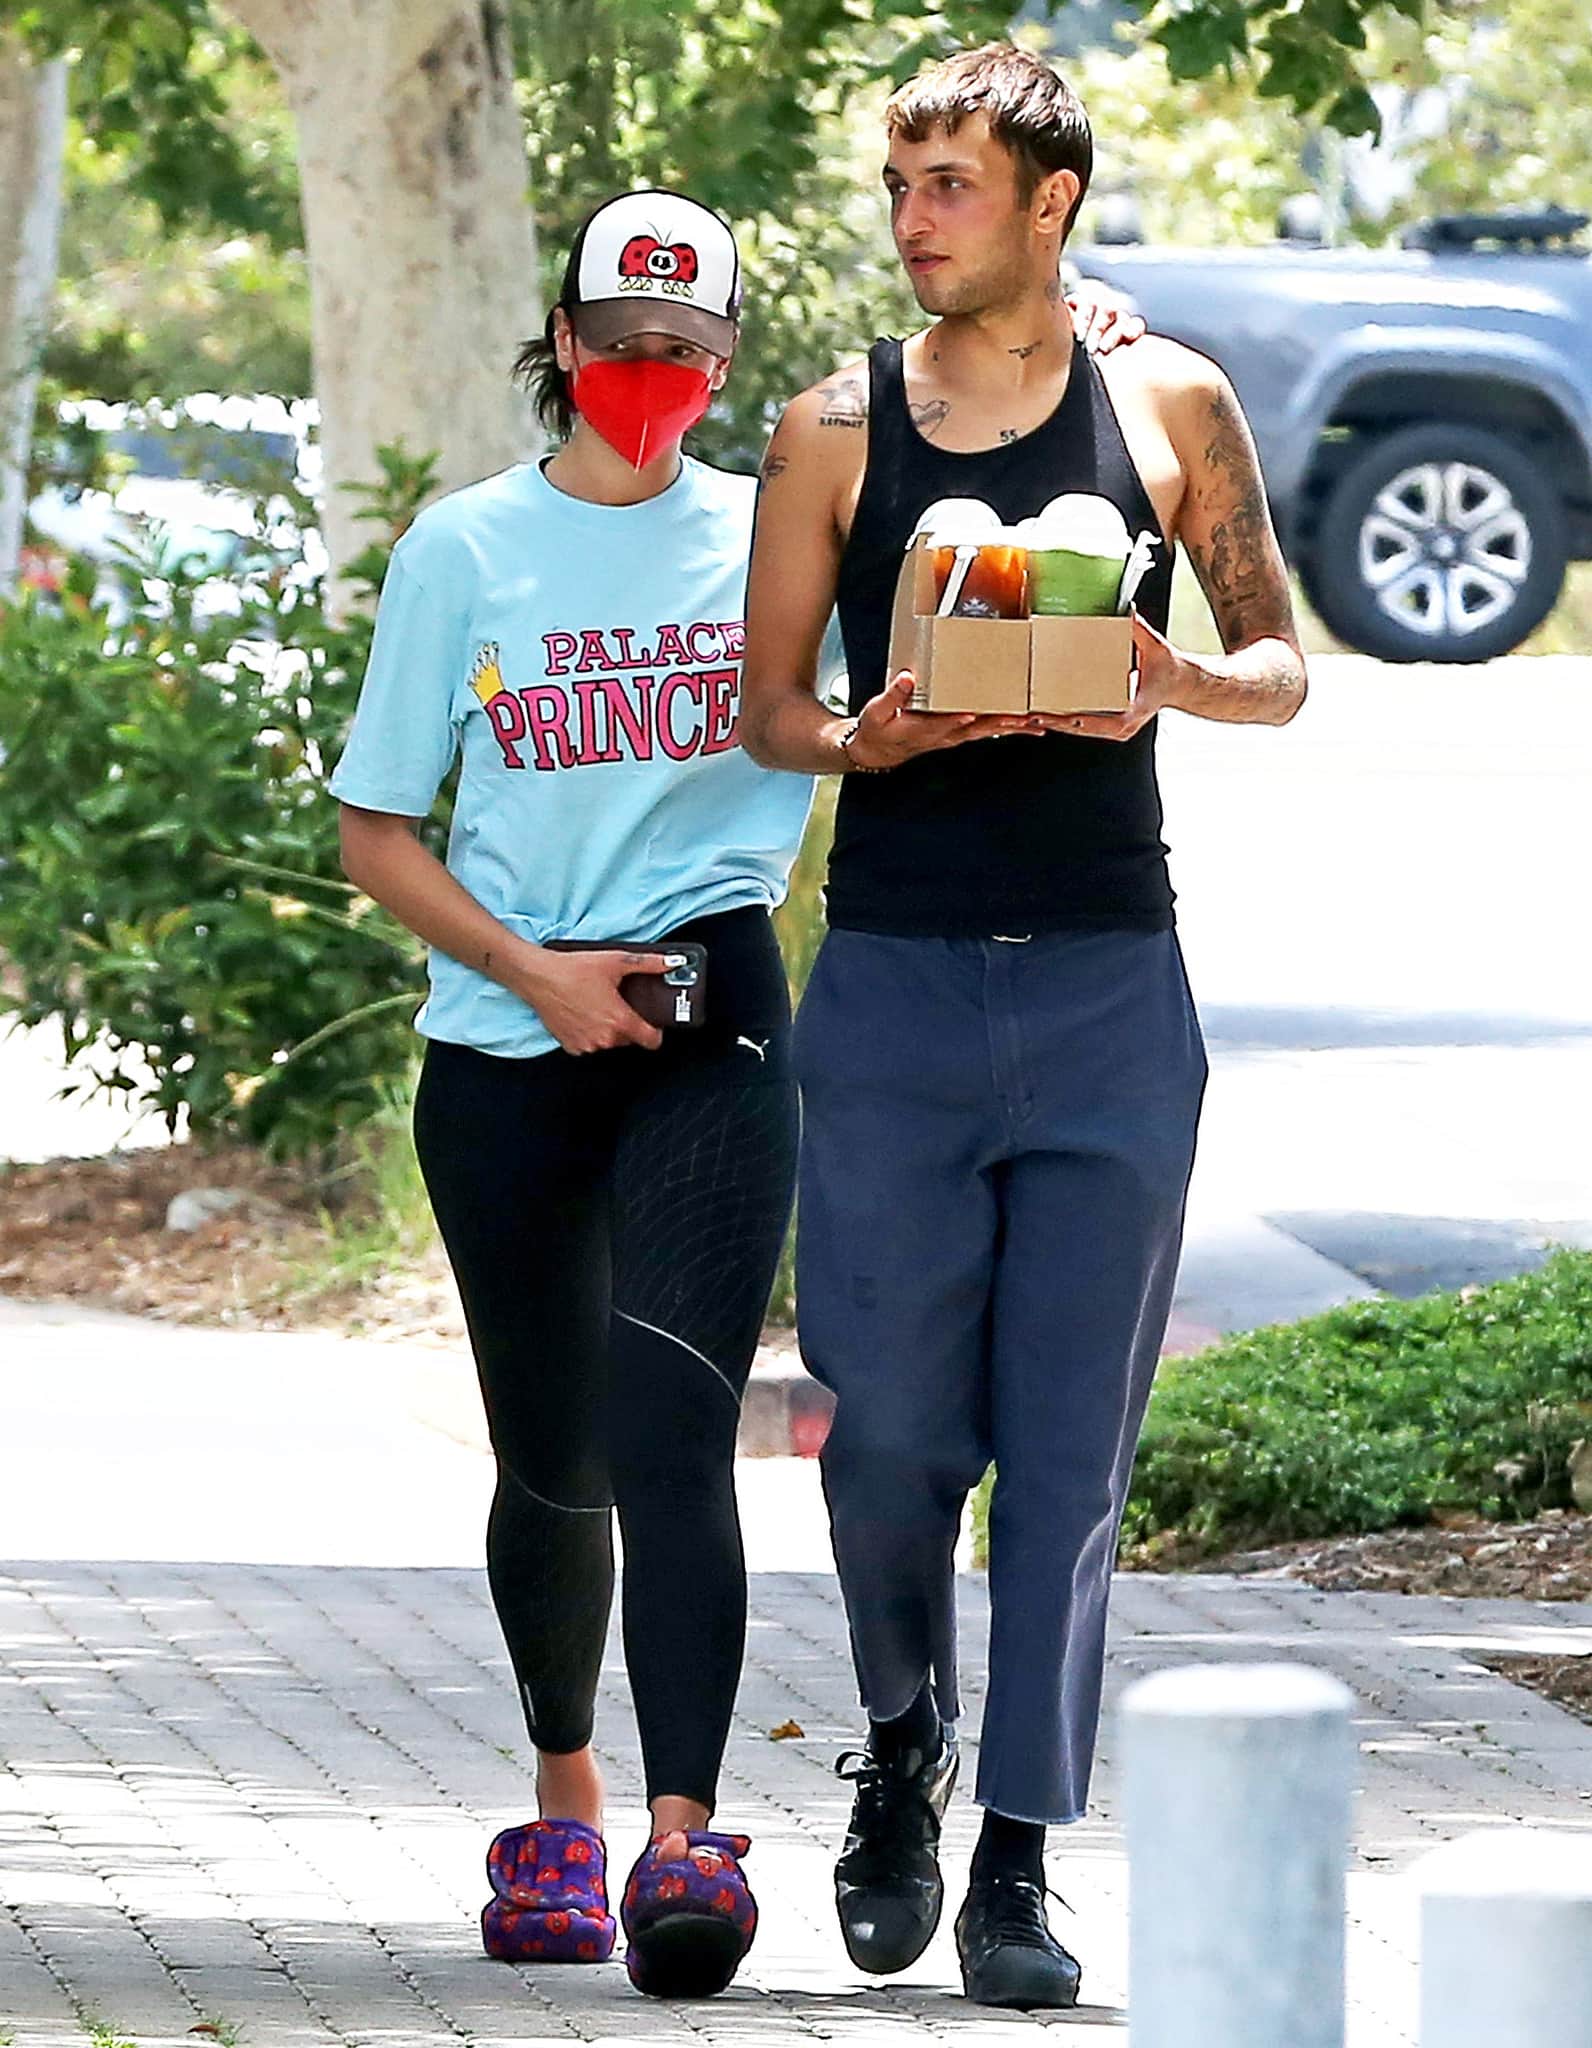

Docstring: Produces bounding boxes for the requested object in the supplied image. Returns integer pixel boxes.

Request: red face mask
[571,356,714,470]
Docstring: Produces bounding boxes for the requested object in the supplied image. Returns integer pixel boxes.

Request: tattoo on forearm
[910,398,951,437]
[758,452,790,492]
[1189,387,1296,652]
[817,374,867,429]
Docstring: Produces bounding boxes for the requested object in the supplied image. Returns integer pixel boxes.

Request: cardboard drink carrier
[888,536,1137,717]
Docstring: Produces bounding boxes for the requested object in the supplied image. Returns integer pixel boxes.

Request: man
[739,41,1306,2014]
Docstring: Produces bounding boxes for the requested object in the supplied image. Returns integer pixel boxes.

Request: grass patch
[82,2020,137,2048]
[1520,560,1592,658]
[773,775,837,1005]
[767,1209,799,1329]
[971,1250,1592,1569]
[272,1073,438,1313]
[766,778,839,1326]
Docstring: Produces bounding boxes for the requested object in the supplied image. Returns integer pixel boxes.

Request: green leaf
[0,454,433,1154]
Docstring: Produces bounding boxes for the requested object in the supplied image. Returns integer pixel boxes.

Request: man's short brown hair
[885,42,1092,239]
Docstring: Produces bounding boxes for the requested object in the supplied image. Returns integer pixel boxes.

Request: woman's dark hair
[512,307,574,439]
[885,41,1093,243]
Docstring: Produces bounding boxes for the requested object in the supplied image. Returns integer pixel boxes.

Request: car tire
[1302,422,1568,662]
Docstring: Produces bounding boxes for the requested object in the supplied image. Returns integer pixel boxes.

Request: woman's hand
[338,807,671,1053]
[1067,283,1147,356]
[515,948,672,1055]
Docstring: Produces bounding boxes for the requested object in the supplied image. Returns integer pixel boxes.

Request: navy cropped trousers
[793,925,1206,1825]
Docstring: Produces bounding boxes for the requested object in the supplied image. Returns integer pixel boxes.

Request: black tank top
[827,337,1176,936]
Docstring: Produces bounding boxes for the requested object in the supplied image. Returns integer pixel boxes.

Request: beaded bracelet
[837,718,887,772]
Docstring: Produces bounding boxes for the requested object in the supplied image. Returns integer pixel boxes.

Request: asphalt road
[1162,651,1592,1321]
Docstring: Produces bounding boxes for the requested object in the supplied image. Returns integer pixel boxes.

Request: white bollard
[1122,1661,1356,2048]
[1419,1828,1592,2047]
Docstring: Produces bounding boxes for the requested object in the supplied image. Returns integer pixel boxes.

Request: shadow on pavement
[1266,1210,1592,1296]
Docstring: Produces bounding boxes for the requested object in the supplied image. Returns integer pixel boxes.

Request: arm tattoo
[817,374,867,429]
[757,452,790,493]
[1188,387,1295,651]
[909,397,952,437]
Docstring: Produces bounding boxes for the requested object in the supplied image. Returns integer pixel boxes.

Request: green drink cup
[1026,546,1126,617]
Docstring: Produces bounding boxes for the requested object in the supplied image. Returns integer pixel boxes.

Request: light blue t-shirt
[329,456,814,1057]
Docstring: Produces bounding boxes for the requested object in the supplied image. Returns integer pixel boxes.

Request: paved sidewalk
[6,1559,1592,2048]
[6,1296,1592,2046]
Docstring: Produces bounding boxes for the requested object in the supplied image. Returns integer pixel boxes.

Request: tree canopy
[6,0,1458,274]
[4,3,296,239]
[1075,0,1590,246]
[21,0,1578,540]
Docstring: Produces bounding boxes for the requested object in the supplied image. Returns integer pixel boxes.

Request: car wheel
[1303,422,1568,662]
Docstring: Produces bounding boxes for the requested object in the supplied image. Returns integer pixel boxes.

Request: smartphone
[542,939,707,1030]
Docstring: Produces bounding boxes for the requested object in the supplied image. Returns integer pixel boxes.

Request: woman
[332,190,811,1999]
[331,186,1140,2001]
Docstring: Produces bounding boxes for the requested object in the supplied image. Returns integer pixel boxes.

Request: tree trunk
[0,41,66,594]
[221,0,540,584]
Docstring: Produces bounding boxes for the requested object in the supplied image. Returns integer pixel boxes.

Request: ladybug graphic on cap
[619,234,700,286]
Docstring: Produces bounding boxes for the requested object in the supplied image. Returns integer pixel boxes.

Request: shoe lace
[835,1748,897,1835]
[977,1870,1075,1949]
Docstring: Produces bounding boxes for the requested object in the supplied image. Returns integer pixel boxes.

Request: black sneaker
[832,1730,959,1974]
[954,1871,1082,2010]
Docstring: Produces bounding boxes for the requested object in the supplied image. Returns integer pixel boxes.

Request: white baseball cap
[562,189,742,356]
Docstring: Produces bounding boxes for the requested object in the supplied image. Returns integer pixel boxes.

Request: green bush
[969,1251,1592,1567]
[1122,1252,1592,1558]
[0,450,438,1155]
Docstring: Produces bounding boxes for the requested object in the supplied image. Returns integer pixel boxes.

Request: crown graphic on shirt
[469,642,505,705]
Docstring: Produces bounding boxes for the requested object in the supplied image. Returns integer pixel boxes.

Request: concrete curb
[740,1336,834,1458]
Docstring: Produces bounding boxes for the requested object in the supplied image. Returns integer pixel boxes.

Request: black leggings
[411,906,798,1811]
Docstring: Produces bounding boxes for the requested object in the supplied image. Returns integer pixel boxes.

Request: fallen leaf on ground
[768,1720,804,1741]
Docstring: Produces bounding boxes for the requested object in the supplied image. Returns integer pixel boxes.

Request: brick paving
[5,1554,1592,2047]
[5,1295,1592,2045]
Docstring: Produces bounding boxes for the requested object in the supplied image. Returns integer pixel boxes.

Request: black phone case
[542,940,707,1029]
